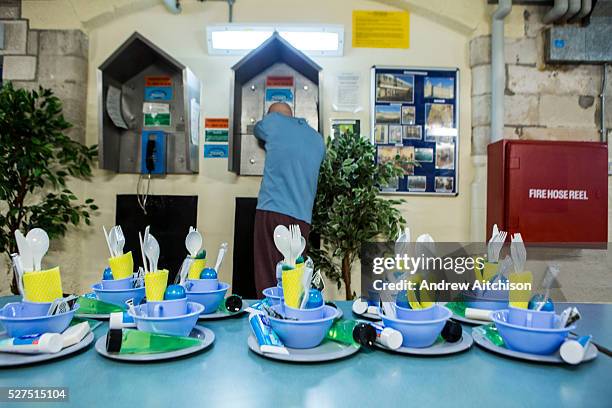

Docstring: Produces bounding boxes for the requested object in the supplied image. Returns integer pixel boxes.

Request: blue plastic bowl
[0,302,79,337]
[283,303,324,320]
[463,290,508,310]
[382,305,451,348]
[129,302,204,336]
[185,282,229,315]
[268,305,339,349]
[20,300,53,317]
[492,310,573,355]
[101,276,133,290]
[262,286,283,306]
[92,282,145,307]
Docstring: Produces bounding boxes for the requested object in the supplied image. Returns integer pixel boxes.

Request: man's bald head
[268,102,293,117]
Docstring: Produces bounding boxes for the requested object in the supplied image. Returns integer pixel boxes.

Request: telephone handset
[145,139,157,173]
[140,131,166,175]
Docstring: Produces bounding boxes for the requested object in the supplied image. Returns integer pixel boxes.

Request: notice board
[371,66,459,196]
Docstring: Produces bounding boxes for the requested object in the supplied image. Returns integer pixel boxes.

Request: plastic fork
[510,233,527,274]
[115,226,126,255]
[488,231,507,263]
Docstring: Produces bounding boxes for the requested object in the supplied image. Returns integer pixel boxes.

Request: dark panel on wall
[115,195,198,282]
[232,197,257,299]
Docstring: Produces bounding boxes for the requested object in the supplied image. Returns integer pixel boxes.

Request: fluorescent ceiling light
[207,24,344,56]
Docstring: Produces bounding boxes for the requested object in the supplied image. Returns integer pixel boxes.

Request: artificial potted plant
[0,83,98,294]
[310,131,408,300]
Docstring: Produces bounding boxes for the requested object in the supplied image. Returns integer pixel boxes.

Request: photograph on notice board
[425,103,454,140]
[402,125,422,140]
[375,104,401,124]
[376,73,414,103]
[401,105,416,125]
[331,119,360,139]
[378,145,414,176]
[435,176,454,193]
[374,124,388,144]
[415,147,434,162]
[388,125,403,145]
[380,176,400,192]
[424,77,455,99]
[407,176,427,192]
[377,145,399,165]
[398,146,415,175]
[435,142,455,170]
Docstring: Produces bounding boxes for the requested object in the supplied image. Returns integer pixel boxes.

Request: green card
[205,129,228,142]
[144,113,171,127]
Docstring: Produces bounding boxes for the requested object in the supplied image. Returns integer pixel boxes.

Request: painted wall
[6,0,576,299]
[5,0,505,298]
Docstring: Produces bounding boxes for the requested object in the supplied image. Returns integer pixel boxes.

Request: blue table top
[1,297,611,407]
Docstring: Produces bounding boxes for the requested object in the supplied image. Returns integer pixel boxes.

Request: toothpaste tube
[560,335,592,365]
[246,298,270,314]
[0,333,62,354]
[351,298,379,316]
[248,312,288,355]
[465,307,493,321]
[369,322,403,350]
[61,322,90,349]
[109,312,136,329]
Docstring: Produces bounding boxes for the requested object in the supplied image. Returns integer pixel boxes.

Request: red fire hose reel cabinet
[487,140,608,243]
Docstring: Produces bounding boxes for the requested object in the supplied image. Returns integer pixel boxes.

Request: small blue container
[268,305,339,349]
[394,304,437,321]
[395,290,410,309]
[185,282,229,315]
[367,289,381,306]
[185,278,219,292]
[146,298,188,317]
[492,310,573,355]
[507,306,555,329]
[91,282,145,307]
[463,290,508,311]
[262,286,283,306]
[283,303,325,320]
[382,305,451,348]
[129,302,204,337]
[0,302,79,337]
[101,276,133,290]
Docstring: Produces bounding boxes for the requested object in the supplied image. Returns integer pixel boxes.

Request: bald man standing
[252,102,325,296]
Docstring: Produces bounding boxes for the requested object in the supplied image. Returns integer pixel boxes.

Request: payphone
[98,32,201,174]
[228,32,323,176]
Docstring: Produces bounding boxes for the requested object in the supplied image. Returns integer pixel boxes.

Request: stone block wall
[1,3,88,143]
[470,6,610,146]
[469,5,612,243]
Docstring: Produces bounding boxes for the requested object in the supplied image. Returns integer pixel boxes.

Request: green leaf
[0,82,98,294]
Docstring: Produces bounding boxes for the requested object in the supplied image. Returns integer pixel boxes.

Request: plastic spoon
[185,229,202,258]
[273,225,291,264]
[26,228,49,271]
[214,242,229,272]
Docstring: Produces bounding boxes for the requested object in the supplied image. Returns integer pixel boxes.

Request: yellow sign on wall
[352,10,410,49]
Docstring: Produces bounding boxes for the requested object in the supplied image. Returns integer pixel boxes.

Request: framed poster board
[371,66,459,196]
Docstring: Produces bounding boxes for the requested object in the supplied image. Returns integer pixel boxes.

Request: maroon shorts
[253,209,310,298]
